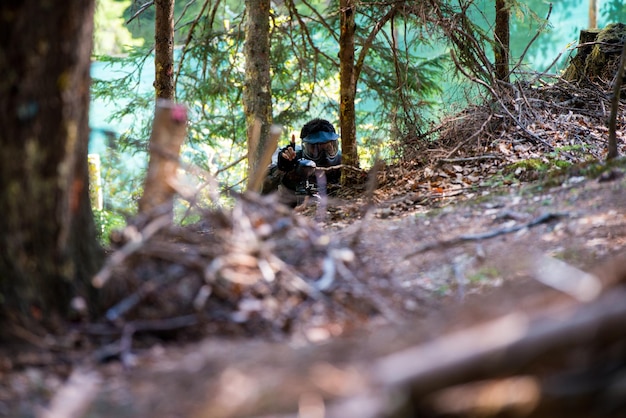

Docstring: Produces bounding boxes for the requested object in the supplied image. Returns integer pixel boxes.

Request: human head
[300,118,341,166]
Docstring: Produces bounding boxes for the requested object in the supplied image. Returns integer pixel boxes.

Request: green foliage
[124,0,215,43]
[92,0,594,208]
[93,144,145,219]
[97,0,450,155]
[93,209,126,245]
[600,1,626,24]
[94,0,144,55]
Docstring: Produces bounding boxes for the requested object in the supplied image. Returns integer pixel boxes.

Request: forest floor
[3,79,626,418]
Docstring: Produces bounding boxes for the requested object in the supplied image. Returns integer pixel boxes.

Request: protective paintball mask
[302,131,340,165]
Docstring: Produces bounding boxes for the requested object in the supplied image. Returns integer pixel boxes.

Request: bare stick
[126,0,155,24]
[607,39,626,160]
[174,0,211,88]
[508,4,552,77]
[214,154,247,176]
[439,154,501,164]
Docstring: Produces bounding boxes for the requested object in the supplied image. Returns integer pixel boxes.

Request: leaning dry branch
[607,38,626,160]
[405,212,568,258]
[91,213,172,288]
[507,3,552,78]
[138,99,187,218]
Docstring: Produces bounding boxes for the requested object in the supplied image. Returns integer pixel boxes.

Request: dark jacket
[276,145,341,191]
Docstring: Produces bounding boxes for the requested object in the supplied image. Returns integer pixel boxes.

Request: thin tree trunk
[244,0,273,192]
[339,0,359,176]
[494,0,510,84]
[0,0,102,326]
[589,0,597,29]
[140,0,182,218]
[155,0,175,100]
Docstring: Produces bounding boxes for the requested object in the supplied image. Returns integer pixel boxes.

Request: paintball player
[262,118,342,207]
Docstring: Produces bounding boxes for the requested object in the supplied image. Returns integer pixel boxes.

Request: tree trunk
[243,0,273,192]
[339,0,359,177]
[494,0,510,84]
[589,0,597,29]
[155,0,175,100]
[0,0,102,327]
[139,0,181,217]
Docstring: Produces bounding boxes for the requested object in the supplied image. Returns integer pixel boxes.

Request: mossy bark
[0,0,103,328]
[243,0,273,190]
[563,24,625,82]
[339,0,359,181]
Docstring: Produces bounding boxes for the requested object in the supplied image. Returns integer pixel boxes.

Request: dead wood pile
[88,191,389,360]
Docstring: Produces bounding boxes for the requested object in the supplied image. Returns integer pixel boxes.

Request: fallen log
[356,285,626,417]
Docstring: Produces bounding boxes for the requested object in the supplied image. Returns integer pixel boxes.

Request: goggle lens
[304,141,338,159]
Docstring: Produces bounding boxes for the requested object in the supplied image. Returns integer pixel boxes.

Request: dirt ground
[3,79,626,417]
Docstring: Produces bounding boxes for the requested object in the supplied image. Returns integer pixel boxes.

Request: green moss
[509,158,548,171]
[467,266,500,284]
[585,23,626,79]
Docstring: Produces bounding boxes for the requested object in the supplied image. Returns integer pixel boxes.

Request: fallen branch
[104,265,187,322]
[91,214,172,288]
[439,154,501,164]
[405,212,568,258]
[367,286,626,406]
[89,315,200,365]
[316,163,366,174]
